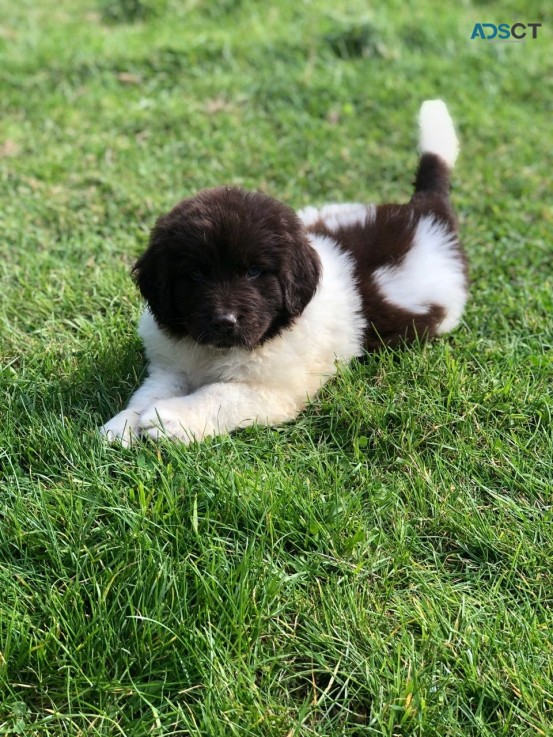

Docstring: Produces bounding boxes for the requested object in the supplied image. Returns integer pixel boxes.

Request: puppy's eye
[246,267,262,279]
[190,269,205,282]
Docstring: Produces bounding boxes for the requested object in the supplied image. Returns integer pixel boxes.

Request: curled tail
[413,100,459,198]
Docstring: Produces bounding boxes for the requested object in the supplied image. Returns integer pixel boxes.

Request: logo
[470,23,542,41]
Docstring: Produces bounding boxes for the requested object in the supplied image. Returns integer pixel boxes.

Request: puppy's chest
[170,339,265,390]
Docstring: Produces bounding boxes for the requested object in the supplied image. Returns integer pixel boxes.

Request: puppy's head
[133,187,321,350]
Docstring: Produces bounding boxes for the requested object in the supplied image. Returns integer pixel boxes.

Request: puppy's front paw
[140,399,202,444]
[100,409,141,448]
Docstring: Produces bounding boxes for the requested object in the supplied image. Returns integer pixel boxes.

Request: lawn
[0,0,552,734]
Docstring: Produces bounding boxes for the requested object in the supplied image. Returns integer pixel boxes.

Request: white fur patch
[373,215,467,333]
[419,99,459,169]
[297,206,320,228]
[319,203,375,231]
[298,203,376,231]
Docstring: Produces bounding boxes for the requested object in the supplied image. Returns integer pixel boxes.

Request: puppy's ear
[282,235,321,316]
[132,226,171,324]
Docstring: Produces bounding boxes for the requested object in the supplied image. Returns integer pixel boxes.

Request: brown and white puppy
[101,100,467,445]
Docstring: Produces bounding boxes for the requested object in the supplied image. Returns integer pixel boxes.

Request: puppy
[101,100,467,446]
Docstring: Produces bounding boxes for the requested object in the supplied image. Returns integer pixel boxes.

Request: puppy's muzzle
[211,312,238,336]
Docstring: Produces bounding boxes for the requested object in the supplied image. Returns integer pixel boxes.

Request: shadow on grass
[6,335,145,479]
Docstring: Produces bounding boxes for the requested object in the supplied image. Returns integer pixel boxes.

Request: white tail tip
[419,99,459,168]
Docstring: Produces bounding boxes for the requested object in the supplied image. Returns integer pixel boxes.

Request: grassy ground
[1,0,552,734]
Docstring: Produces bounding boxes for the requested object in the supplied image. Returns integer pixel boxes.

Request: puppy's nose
[212,313,238,333]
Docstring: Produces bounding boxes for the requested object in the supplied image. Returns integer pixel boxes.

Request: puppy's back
[300,100,468,349]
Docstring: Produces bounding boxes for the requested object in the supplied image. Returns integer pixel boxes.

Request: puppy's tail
[413,100,459,198]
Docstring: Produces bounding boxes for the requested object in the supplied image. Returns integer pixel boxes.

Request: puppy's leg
[100,369,188,447]
[140,382,300,443]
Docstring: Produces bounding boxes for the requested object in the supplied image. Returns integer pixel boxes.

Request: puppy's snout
[212,312,238,334]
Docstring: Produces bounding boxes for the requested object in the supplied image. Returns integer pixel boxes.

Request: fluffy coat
[101,100,467,445]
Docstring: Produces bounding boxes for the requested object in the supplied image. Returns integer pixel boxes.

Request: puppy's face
[133,187,321,350]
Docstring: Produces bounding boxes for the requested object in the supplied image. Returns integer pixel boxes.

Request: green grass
[1,0,552,734]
